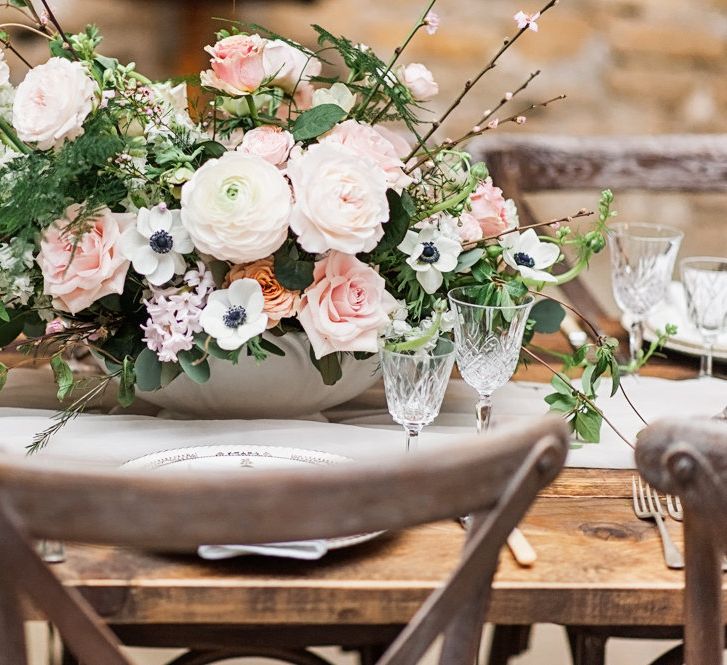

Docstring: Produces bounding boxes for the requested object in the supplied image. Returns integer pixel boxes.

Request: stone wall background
[2,0,726,313]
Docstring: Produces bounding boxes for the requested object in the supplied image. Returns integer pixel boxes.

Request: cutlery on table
[458,518,537,567]
[632,476,684,569]
[665,494,727,571]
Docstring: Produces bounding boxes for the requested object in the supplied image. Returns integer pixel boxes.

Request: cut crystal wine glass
[448,287,535,433]
[680,256,727,378]
[380,338,456,452]
[608,223,683,370]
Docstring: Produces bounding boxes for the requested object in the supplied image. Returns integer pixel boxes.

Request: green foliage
[274,242,315,291]
[0,112,126,236]
[117,356,136,407]
[50,355,74,401]
[0,362,8,392]
[178,348,211,384]
[309,348,343,386]
[0,310,26,348]
[134,348,163,392]
[292,104,347,142]
[371,190,414,257]
[530,300,566,334]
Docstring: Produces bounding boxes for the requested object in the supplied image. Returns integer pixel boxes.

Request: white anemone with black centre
[398,226,462,294]
[500,228,560,283]
[200,278,268,351]
[119,204,194,286]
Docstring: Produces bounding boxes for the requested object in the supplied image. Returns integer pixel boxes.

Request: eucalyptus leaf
[274,245,314,291]
[259,337,286,357]
[50,355,74,401]
[310,348,342,386]
[455,248,484,272]
[178,349,211,384]
[160,362,182,388]
[134,348,163,392]
[530,299,566,334]
[197,140,227,159]
[292,104,346,141]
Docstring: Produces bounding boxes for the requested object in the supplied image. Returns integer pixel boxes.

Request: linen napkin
[198,541,328,561]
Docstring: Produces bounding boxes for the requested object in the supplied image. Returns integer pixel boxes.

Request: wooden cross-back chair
[472,134,727,326]
[637,418,727,665]
[0,417,568,665]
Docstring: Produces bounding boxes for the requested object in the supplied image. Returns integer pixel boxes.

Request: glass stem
[700,342,714,378]
[404,425,422,453]
[629,319,644,371]
[476,394,493,434]
[37,540,65,564]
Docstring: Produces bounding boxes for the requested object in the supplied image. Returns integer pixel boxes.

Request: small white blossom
[500,229,559,283]
[200,278,268,351]
[398,226,462,294]
[120,204,194,286]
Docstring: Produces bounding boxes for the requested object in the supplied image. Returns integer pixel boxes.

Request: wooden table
[22,322,727,662]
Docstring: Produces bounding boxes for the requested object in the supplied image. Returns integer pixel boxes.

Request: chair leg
[0,580,27,665]
[487,625,532,665]
[567,627,606,665]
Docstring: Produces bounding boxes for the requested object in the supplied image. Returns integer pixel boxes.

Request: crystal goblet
[448,287,535,433]
[680,257,727,378]
[608,223,683,370]
[380,338,456,452]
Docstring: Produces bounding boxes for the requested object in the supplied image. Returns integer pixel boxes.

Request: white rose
[288,143,389,254]
[312,82,357,113]
[12,57,96,150]
[181,152,292,264]
[0,50,9,87]
[262,39,322,93]
[238,125,294,166]
[397,63,439,102]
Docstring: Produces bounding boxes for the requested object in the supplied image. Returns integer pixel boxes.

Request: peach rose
[226,257,301,328]
[469,178,510,236]
[299,252,397,359]
[320,120,412,192]
[37,206,133,315]
[201,34,266,96]
[238,126,294,166]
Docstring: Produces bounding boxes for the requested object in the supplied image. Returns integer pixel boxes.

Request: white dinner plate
[627,282,727,362]
[122,445,384,551]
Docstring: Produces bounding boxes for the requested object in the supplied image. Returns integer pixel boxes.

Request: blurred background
[2,0,725,314]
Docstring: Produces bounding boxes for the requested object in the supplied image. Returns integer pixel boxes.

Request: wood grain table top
[18,321,727,627]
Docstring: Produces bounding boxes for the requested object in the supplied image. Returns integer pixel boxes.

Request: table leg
[487,625,532,665]
[567,627,607,665]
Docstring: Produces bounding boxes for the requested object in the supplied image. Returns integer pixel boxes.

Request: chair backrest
[470,134,727,324]
[636,417,727,665]
[0,417,569,665]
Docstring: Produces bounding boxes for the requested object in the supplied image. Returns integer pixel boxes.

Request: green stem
[0,117,30,154]
[356,0,437,118]
[246,95,259,126]
[127,70,153,86]
[385,309,443,353]
[553,254,590,287]
[413,173,478,222]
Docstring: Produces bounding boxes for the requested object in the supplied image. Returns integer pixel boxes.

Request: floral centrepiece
[0,1,649,450]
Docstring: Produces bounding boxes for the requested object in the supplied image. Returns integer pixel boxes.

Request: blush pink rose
[201,34,266,96]
[469,178,510,236]
[299,252,397,359]
[452,213,484,243]
[38,206,133,315]
[320,120,412,192]
[239,126,294,166]
[397,63,439,101]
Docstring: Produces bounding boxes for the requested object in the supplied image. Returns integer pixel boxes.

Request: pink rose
[397,63,439,101]
[299,252,397,359]
[239,126,294,166]
[452,213,484,243]
[262,39,322,93]
[38,206,132,315]
[469,178,511,236]
[320,120,412,192]
[201,34,266,96]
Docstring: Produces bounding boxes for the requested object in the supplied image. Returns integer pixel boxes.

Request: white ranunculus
[500,229,560,283]
[262,39,322,93]
[120,204,194,286]
[397,63,439,102]
[0,50,9,87]
[181,152,292,264]
[200,278,268,350]
[312,82,357,113]
[12,57,96,150]
[288,144,390,254]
